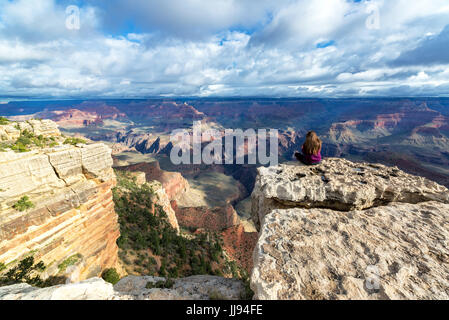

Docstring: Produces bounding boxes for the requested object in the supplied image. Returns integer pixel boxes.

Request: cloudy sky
[1,0,449,99]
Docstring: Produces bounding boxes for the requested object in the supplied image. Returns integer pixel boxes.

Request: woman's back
[302,145,322,164]
[296,131,322,165]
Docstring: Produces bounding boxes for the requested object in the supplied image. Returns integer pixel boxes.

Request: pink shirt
[302,145,322,164]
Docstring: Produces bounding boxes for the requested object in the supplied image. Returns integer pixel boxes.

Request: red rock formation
[335,102,444,133]
[220,225,258,274]
[0,179,119,281]
[115,161,189,200]
[37,104,127,128]
[174,204,239,232]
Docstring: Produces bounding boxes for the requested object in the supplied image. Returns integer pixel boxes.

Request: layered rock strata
[250,158,449,300]
[115,161,189,200]
[147,180,180,232]
[0,121,120,282]
[0,119,60,142]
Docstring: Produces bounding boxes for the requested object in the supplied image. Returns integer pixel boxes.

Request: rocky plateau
[250,158,449,299]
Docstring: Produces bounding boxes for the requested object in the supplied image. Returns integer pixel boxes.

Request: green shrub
[159,259,167,277]
[145,278,174,289]
[101,268,120,285]
[0,262,6,272]
[0,117,10,125]
[0,256,46,287]
[6,128,55,152]
[239,273,254,300]
[13,196,35,212]
[63,137,86,146]
[113,170,228,279]
[10,142,30,153]
[169,267,179,278]
[58,254,82,272]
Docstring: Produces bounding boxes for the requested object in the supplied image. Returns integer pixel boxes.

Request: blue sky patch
[316,40,336,49]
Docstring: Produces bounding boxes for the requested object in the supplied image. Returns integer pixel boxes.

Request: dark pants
[295,152,321,166]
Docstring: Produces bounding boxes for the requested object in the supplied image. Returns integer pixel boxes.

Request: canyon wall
[0,120,120,282]
[173,204,239,232]
[115,161,189,201]
[251,158,449,299]
[114,162,188,232]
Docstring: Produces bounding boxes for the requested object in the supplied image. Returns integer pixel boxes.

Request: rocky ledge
[0,275,245,300]
[0,119,60,141]
[250,158,449,300]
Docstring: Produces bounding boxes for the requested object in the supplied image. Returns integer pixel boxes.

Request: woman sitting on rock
[295,131,322,165]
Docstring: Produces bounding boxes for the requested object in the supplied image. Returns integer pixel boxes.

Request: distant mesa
[35,104,127,128]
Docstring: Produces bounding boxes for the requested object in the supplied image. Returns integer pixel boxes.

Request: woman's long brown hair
[303,131,322,155]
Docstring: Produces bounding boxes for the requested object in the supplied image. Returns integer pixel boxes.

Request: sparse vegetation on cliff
[1,129,59,152]
[58,254,82,272]
[0,129,120,291]
[113,170,230,278]
[240,273,254,300]
[145,278,174,289]
[101,268,120,285]
[0,117,10,125]
[0,256,67,288]
[13,196,35,212]
[0,256,45,287]
[63,137,87,146]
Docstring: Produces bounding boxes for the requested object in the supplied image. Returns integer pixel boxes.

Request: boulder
[251,202,449,300]
[0,278,117,300]
[0,275,246,300]
[252,158,449,230]
[114,275,245,300]
[250,158,449,300]
[0,119,60,141]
